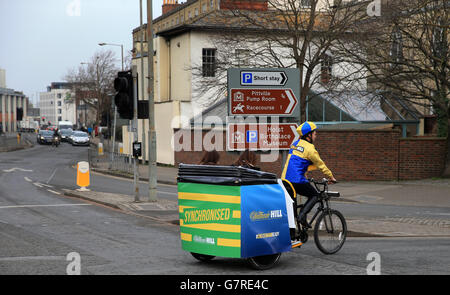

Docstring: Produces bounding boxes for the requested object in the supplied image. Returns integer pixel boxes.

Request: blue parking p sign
[242,73,253,84]
[246,130,258,143]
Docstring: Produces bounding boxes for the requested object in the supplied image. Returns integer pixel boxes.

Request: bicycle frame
[294,179,336,235]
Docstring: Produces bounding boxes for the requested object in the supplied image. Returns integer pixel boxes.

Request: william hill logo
[250,210,282,221]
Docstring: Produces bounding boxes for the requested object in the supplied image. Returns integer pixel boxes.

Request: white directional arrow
[285,89,297,114]
[241,71,288,86]
[290,125,301,142]
[3,167,33,173]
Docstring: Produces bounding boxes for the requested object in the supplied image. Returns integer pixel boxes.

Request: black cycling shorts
[292,182,319,199]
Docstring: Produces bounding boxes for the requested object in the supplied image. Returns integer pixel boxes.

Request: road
[0,142,449,275]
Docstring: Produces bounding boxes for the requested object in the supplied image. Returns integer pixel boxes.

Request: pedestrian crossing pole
[147,0,157,202]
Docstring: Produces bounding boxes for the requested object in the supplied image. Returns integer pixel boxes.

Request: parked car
[70,131,90,146]
[37,130,55,145]
[59,128,73,142]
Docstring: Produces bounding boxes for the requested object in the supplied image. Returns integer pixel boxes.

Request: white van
[58,121,73,130]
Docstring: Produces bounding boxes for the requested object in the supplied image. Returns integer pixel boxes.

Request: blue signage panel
[240,184,291,258]
[246,130,258,143]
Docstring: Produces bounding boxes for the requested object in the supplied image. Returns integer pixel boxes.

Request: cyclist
[52,128,60,147]
[281,121,337,228]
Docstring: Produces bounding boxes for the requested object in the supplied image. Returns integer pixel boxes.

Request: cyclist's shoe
[291,240,302,248]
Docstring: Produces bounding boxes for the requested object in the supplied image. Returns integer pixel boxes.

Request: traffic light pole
[132,65,140,202]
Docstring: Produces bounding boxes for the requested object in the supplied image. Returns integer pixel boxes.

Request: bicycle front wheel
[314,209,347,255]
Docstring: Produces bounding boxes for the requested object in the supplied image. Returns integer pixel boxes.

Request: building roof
[156,9,335,38]
[317,91,389,122]
[0,87,26,97]
[191,97,227,125]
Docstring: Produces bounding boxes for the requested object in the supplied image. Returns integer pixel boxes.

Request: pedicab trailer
[177,164,293,270]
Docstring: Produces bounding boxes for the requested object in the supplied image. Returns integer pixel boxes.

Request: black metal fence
[87,147,134,175]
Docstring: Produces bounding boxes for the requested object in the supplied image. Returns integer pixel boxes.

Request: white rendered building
[39,82,76,127]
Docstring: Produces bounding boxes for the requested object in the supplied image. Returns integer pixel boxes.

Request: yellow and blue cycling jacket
[282,139,333,184]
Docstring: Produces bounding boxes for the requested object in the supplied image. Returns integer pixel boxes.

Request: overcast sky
[0,0,164,105]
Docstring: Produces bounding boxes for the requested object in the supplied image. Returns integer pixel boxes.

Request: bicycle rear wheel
[313,209,347,255]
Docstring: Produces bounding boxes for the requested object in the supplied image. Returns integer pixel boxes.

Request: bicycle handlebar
[309,178,337,185]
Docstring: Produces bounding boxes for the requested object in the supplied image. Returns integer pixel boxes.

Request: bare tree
[189,0,370,121]
[336,0,449,170]
[64,50,119,126]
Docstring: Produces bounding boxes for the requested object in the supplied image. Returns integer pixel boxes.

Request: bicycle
[283,178,347,255]
[52,135,60,147]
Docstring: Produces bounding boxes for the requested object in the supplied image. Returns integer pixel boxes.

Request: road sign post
[227,68,300,118]
[227,68,300,155]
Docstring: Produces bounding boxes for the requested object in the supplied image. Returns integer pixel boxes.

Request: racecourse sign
[229,88,298,116]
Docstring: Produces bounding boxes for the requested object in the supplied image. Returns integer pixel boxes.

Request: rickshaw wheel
[191,252,215,262]
[247,253,281,270]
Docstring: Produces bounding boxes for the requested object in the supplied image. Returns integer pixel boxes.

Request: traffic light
[114,70,134,120]
[16,108,23,121]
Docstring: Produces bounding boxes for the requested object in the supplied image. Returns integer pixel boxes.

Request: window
[195,8,199,16]
[235,49,251,67]
[57,93,62,99]
[58,109,62,114]
[210,0,214,8]
[320,54,333,85]
[202,3,207,12]
[58,116,62,122]
[57,101,61,106]
[202,48,216,77]
[188,11,191,19]
[301,0,312,7]
[432,18,447,62]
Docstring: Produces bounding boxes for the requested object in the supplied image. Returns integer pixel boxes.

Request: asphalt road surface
[0,142,449,275]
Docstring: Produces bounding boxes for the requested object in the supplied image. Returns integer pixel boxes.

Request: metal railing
[88,147,134,175]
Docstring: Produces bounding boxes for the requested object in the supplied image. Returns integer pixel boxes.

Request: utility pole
[146,0,157,202]
[132,65,140,202]
[98,42,123,165]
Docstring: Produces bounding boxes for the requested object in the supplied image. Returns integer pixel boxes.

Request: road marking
[47,168,57,184]
[33,182,43,188]
[24,177,32,182]
[0,204,92,209]
[3,167,33,173]
[47,189,61,195]
[0,256,66,262]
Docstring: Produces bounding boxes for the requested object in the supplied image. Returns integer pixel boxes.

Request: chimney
[162,0,181,15]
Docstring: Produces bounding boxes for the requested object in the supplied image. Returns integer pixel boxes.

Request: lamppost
[98,43,124,71]
[80,62,89,128]
[98,42,124,168]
